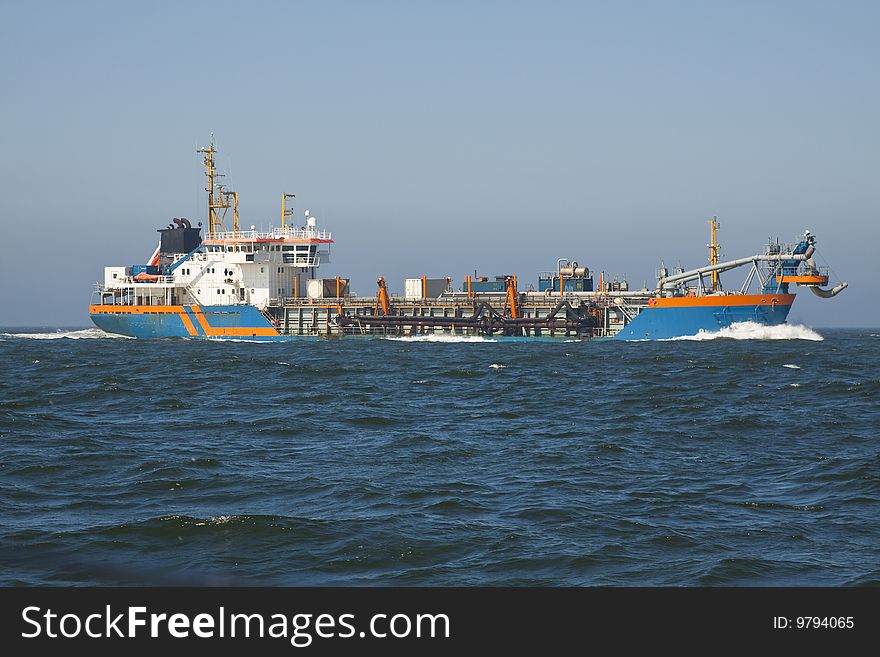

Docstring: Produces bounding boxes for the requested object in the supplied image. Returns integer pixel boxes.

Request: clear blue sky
[1,0,877,326]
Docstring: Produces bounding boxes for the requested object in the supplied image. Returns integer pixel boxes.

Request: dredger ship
[89,143,847,341]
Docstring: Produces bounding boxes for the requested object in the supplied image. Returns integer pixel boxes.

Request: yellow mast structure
[224,191,239,236]
[708,215,721,292]
[197,141,232,236]
[282,193,296,232]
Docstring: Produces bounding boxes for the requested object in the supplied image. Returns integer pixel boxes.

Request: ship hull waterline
[90,295,796,341]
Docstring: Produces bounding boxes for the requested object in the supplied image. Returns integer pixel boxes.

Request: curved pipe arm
[809,282,848,298]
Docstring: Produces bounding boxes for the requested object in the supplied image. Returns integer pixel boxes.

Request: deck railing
[207,227,332,241]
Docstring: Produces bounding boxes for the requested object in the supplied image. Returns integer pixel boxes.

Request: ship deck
[266,293,645,338]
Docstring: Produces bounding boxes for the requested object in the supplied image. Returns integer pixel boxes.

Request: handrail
[206,227,332,241]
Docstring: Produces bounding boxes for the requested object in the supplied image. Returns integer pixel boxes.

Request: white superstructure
[96,219,333,309]
[95,141,334,310]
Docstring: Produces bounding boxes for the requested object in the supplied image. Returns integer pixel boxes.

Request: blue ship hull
[89,304,289,341]
[91,297,796,341]
[614,301,793,340]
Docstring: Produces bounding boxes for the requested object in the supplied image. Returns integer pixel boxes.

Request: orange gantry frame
[505,275,519,319]
[375,277,391,316]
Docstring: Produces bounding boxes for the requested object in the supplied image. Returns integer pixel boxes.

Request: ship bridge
[202,223,333,269]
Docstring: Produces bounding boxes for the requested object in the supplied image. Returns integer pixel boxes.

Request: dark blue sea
[1,325,878,586]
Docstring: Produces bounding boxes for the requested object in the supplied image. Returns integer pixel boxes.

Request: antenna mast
[282,192,296,232]
[708,215,721,292]
[197,138,231,235]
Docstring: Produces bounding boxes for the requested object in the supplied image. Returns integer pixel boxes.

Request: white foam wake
[381,334,497,343]
[664,321,823,342]
[0,328,131,340]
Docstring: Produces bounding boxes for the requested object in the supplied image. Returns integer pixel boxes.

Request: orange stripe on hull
[90,305,187,314]
[188,306,279,337]
[89,305,280,337]
[648,294,795,308]
[178,312,198,336]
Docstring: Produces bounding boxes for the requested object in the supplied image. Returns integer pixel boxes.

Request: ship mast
[282,192,296,232]
[224,191,239,237]
[708,215,721,292]
[197,139,231,236]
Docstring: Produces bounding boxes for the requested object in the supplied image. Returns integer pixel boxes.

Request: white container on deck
[307,278,349,299]
[404,277,449,301]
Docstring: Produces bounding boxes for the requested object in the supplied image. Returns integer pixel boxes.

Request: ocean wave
[663,322,823,342]
[205,337,273,344]
[0,326,873,587]
[0,328,131,340]
[192,515,234,526]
